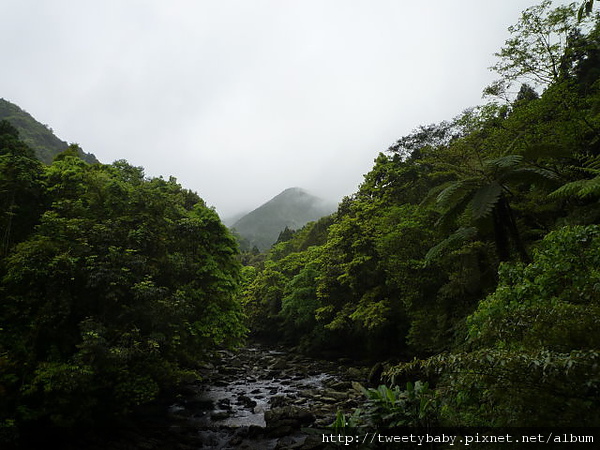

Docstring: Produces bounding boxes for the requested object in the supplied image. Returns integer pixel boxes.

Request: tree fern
[427,154,556,261]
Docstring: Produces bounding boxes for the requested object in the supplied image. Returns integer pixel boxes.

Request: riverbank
[19,343,373,450]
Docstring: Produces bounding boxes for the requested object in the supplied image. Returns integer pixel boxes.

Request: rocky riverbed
[165,344,372,449]
[44,343,373,450]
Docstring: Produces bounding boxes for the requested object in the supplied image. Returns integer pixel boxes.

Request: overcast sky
[2,0,551,218]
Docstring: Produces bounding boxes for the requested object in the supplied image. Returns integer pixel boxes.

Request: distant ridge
[0,98,98,164]
[222,211,249,228]
[231,187,337,251]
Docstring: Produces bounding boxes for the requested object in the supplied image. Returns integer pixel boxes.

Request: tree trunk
[497,196,530,263]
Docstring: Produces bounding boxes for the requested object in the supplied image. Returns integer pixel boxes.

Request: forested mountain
[231,187,337,251]
[242,0,600,428]
[0,98,98,164]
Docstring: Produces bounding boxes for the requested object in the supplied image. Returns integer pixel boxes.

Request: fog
[1,0,545,218]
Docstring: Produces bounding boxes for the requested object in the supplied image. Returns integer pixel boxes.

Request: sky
[1,0,550,219]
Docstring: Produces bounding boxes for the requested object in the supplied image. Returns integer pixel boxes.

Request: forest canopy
[0,123,245,434]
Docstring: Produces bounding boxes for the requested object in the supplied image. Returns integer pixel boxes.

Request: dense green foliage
[242,1,600,426]
[0,124,245,436]
[388,225,600,426]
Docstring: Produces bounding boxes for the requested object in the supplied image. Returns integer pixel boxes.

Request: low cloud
[2,0,539,217]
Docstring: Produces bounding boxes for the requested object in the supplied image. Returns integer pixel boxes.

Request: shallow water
[165,344,364,449]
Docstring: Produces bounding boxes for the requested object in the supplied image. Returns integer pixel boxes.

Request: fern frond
[549,176,600,199]
[578,178,600,198]
[522,144,571,160]
[436,179,478,209]
[435,195,472,230]
[582,154,600,171]
[469,182,503,220]
[576,167,600,176]
[424,227,478,265]
[484,154,523,170]
[550,180,589,198]
[421,182,451,208]
[502,166,560,185]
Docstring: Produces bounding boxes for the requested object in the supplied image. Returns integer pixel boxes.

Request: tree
[0,157,245,429]
[388,225,600,427]
[469,225,600,351]
[431,154,557,262]
[0,120,44,255]
[579,0,596,21]
[487,0,589,96]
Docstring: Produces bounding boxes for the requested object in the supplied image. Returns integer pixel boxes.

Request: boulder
[265,406,315,437]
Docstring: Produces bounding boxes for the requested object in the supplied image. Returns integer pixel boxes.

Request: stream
[162,343,371,449]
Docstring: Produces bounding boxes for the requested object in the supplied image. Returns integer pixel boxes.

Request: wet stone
[237,394,257,408]
[164,343,365,449]
[269,395,288,408]
[217,398,231,409]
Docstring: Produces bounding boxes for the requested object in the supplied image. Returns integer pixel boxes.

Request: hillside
[231,187,337,251]
[0,98,98,164]
[222,210,249,228]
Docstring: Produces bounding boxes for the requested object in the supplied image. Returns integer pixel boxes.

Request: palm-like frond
[436,179,479,209]
[469,181,503,220]
[522,143,572,160]
[420,182,450,208]
[500,167,560,190]
[584,156,600,171]
[577,167,600,176]
[484,154,524,170]
[550,154,600,199]
[424,227,478,265]
[550,176,600,199]
[576,155,600,174]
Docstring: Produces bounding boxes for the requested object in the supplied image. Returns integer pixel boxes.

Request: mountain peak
[280,187,307,194]
[231,187,336,251]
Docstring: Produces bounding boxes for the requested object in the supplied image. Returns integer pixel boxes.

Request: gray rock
[269,359,288,370]
[270,395,288,408]
[265,406,315,434]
